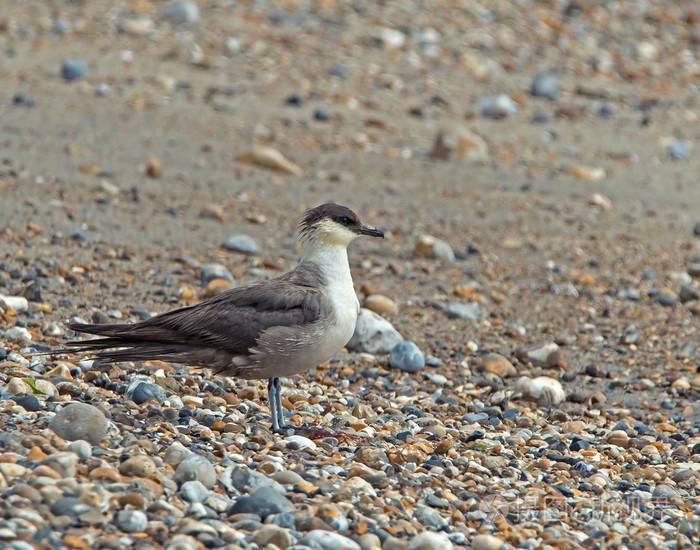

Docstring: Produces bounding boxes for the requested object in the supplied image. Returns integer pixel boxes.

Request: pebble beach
[1,1,700,549]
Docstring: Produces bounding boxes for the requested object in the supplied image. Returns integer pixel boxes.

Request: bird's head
[299,203,384,248]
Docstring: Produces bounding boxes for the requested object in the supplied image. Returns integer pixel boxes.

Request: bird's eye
[340,216,353,225]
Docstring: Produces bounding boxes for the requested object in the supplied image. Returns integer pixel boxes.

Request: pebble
[530,73,559,100]
[116,509,148,533]
[221,234,261,255]
[347,308,403,354]
[415,235,455,262]
[61,59,87,82]
[514,376,566,406]
[4,327,32,343]
[201,263,235,284]
[408,532,453,550]
[285,435,317,451]
[174,455,217,488]
[446,302,484,321]
[49,402,109,444]
[235,146,303,176]
[667,139,689,160]
[364,294,399,316]
[471,534,506,550]
[13,394,42,411]
[299,530,361,550]
[477,94,518,119]
[68,440,92,459]
[165,0,200,25]
[0,295,28,312]
[126,380,167,404]
[229,487,294,519]
[473,353,517,378]
[517,342,561,368]
[180,480,209,503]
[389,341,425,373]
[430,128,489,162]
[371,27,406,49]
[253,525,295,549]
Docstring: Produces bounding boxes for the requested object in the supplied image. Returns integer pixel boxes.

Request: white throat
[301,241,353,287]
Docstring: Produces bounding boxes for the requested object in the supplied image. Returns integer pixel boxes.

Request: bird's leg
[268,378,282,433]
[273,377,288,430]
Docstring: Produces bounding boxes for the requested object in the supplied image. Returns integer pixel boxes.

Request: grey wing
[64,271,324,368]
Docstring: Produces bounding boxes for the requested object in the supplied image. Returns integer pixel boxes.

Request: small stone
[126,380,167,404]
[517,342,561,368]
[364,294,399,316]
[174,455,217,488]
[408,532,453,550]
[652,484,681,501]
[68,440,92,459]
[200,264,235,284]
[389,341,425,373]
[253,525,294,549]
[4,327,32,343]
[679,285,699,303]
[415,235,455,262]
[514,376,566,406]
[61,59,87,82]
[145,157,163,178]
[221,234,261,255]
[299,530,360,550]
[317,503,349,531]
[667,139,689,161]
[235,146,303,176]
[371,27,406,49]
[347,309,403,354]
[43,452,79,477]
[471,534,505,550]
[181,480,209,503]
[229,487,294,519]
[314,107,330,122]
[0,295,28,312]
[116,509,148,533]
[413,504,448,530]
[530,73,559,100]
[589,192,612,210]
[14,394,42,411]
[447,302,484,321]
[285,435,317,451]
[119,455,158,479]
[199,203,225,221]
[164,442,191,466]
[164,0,200,25]
[477,94,518,119]
[359,533,381,550]
[473,353,517,377]
[430,128,488,162]
[564,164,606,181]
[49,403,109,444]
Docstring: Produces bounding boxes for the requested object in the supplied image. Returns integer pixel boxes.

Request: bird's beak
[358,225,385,238]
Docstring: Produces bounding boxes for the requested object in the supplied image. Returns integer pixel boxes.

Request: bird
[56,203,384,433]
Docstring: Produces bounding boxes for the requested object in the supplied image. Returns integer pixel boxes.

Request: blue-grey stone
[667,140,689,161]
[181,480,209,503]
[530,73,559,100]
[200,263,235,284]
[61,59,87,82]
[229,487,294,519]
[389,341,425,373]
[174,454,217,488]
[221,234,261,255]
[116,509,148,532]
[126,380,167,404]
[447,302,484,321]
[413,504,448,530]
[347,308,403,354]
[49,402,109,444]
[477,94,517,119]
[14,394,42,411]
[50,497,92,517]
[165,0,200,25]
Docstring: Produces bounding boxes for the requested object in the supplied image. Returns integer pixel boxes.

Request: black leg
[273,377,287,430]
[267,378,281,433]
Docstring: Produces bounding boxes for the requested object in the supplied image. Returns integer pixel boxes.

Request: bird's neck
[301,242,353,287]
